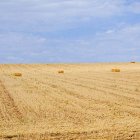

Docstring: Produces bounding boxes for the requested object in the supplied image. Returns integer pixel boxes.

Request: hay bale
[111,69,120,72]
[14,73,22,77]
[131,62,135,63]
[58,70,64,74]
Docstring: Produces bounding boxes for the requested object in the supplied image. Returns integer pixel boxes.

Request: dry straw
[111,69,120,72]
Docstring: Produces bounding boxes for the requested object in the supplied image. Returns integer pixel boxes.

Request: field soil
[0,63,140,140]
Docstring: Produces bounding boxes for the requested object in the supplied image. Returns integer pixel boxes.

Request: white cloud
[0,0,124,32]
[1,23,140,63]
[127,1,140,14]
[92,24,140,55]
[0,0,139,33]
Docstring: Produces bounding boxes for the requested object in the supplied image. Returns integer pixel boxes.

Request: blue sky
[0,0,140,63]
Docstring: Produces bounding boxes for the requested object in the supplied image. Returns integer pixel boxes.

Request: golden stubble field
[0,63,140,140]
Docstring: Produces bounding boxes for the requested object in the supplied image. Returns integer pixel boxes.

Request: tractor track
[0,80,23,122]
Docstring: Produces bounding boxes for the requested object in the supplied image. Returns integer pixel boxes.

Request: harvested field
[0,63,140,140]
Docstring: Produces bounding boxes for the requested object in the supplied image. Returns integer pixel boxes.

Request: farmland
[0,63,140,139]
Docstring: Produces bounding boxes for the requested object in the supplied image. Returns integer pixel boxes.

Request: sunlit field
[0,63,140,140]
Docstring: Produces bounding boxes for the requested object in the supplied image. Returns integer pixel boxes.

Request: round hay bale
[14,73,22,77]
[111,69,120,72]
[131,62,135,63]
[58,70,64,74]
